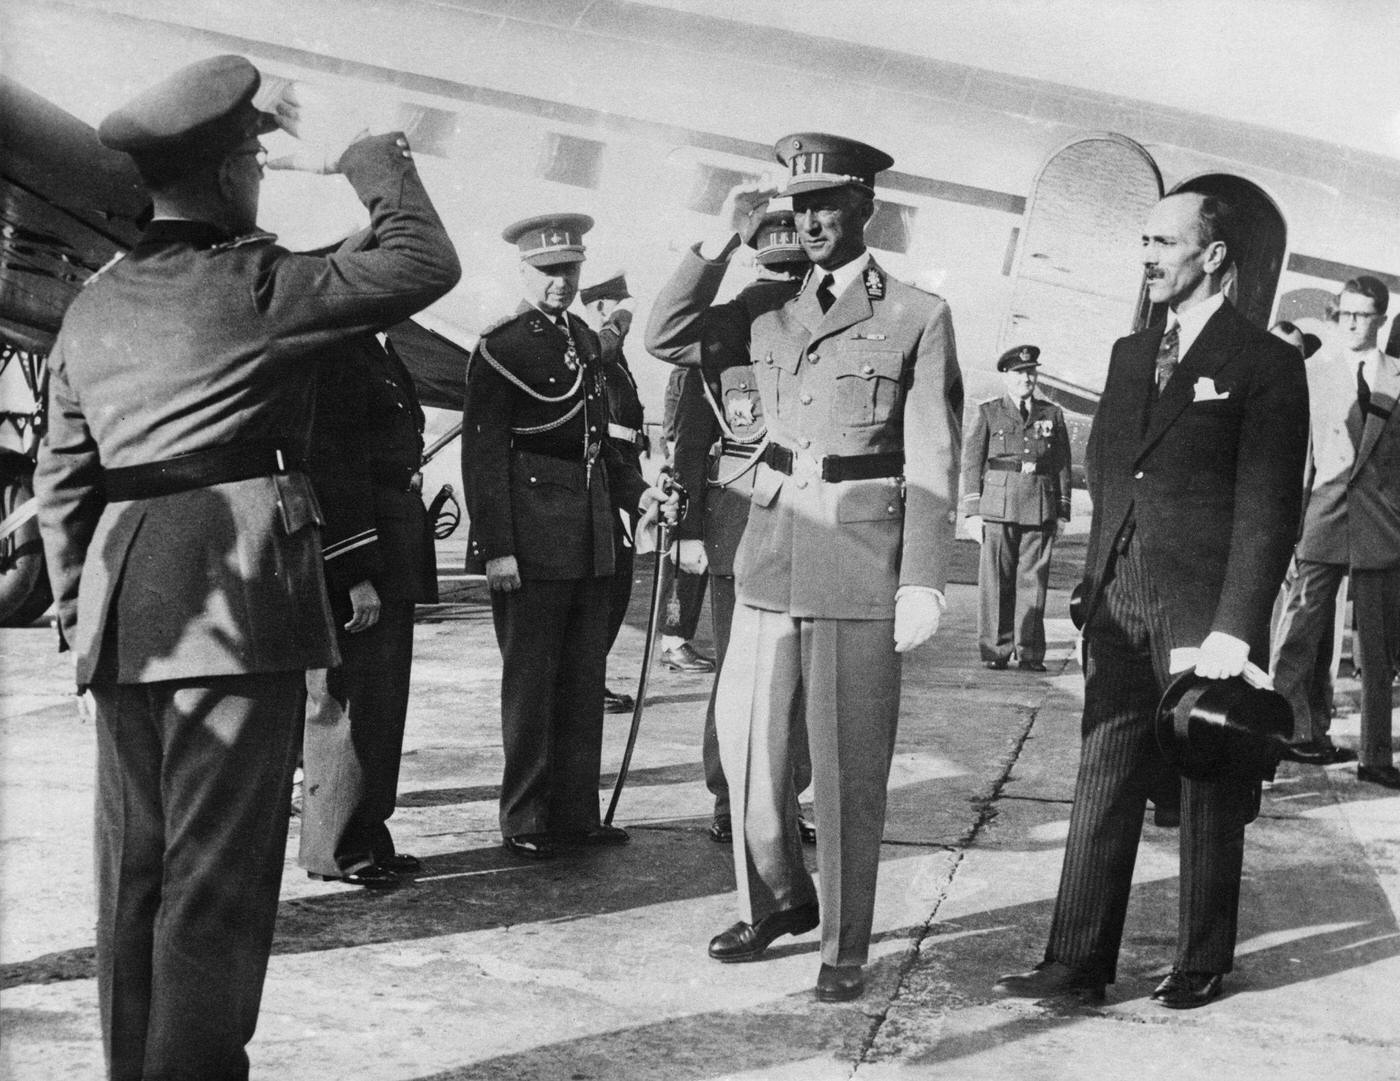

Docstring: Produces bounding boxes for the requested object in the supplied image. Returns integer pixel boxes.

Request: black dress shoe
[815,963,864,1002]
[1283,741,1349,765]
[558,824,630,846]
[798,815,817,846]
[604,687,635,714]
[984,658,1009,670]
[660,643,715,672]
[993,960,1105,1002]
[308,864,399,889]
[503,834,558,860]
[1358,764,1400,789]
[708,902,820,963]
[379,853,422,874]
[1018,659,1048,672]
[709,814,732,843]
[1150,969,1223,1009]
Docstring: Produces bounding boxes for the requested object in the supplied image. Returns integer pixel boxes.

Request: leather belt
[760,443,902,482]
[607,422,640,443]
[986,459,1053,475]
[104,443,298,502]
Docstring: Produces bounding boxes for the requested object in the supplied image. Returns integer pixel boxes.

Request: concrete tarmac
[3,538,1400,1080]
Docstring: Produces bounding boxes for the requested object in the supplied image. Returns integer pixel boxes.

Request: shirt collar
[1167,291,1225,358]
[818,250,872,302]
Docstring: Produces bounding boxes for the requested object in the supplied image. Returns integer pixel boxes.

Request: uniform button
[800,393,813,405]
[529,476,538,483]
[548,377,556,383]
[739,381,748,389]
[887,504,896,513]
[795,479,808,489]
[1134,471,1144,479]
[590,425,598,432]
[798,437,811,449]
[861,363,874,375]
[396,136,408,147]
[807,351,819,363]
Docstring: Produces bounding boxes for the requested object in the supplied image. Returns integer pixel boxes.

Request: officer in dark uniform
[298,321,437,888]
[961,345,1072,671]
[580,271,647,714]
[33,56,460,1081]
[662,203,815,843]
[462,215,671,861]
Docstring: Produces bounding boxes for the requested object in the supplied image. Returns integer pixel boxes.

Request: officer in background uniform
[655,202,815,844]
[33,56,460,1081]
[580,271,647,714]
[961,345,1072,671]
[298,321,437,889]
[462,215,671,861]
[647,135,962,1002]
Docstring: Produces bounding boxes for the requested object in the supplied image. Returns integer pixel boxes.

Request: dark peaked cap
[997,345,1041,372]
[98,55,278,181]
[502,213,593,266]
[775,132,894,196]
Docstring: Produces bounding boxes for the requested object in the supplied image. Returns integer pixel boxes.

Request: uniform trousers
[716,602,900,966]
[491,575,611,836]
[978,521,1055,665]
[703,574,811,817]
[93,671,304,1081]
[660,558,709,641]
[605,519,635,652]
[1045,535,1258,981]
[1273,560,1400,765]
[299,599,416,877]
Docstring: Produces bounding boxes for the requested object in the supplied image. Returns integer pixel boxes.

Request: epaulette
[210,230,278,252]
[83,251,126,288]
[478,310,526,338]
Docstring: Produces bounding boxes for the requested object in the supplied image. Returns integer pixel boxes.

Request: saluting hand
[345,580,382,632]
[485,555,522,593]
[265,82,371,174]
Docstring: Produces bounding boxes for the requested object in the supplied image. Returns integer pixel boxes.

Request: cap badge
[1020,348,1033,363]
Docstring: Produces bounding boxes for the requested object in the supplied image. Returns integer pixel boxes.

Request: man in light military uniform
[648,200,814,844]
[34,56,460,1081]
[961,345,1072,671]
[647,134,963,1002]
[462,216,672,861]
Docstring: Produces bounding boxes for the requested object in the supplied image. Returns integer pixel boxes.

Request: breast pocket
[834,350,904,426]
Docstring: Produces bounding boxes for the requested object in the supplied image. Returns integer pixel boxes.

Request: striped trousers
[1045,532,1259,981]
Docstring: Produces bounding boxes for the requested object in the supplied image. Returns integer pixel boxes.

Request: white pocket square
[1191,377,1229,402]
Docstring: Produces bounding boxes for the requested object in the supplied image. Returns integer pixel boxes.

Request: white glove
[894,588,944,653]
[964,515,984,542]
[677,538,708,575]
[265,82,371,174]
[1194,631,1250,679]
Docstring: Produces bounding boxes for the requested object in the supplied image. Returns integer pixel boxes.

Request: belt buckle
[1020,461,1036,474]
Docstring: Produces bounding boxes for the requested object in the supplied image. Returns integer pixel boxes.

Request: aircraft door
[1002,134,1164,396]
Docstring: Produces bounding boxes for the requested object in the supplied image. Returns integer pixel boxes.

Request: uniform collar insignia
[210,230,277,252]
[863,264,884,299]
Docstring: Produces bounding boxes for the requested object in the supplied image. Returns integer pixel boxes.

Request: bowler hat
[502,213,593,266]
[774,132,893,196]
[1155,670,1292,780]
[997,345,1041,373]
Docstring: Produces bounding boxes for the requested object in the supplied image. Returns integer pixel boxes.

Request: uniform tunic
[34,132,460,1081]
[462,304,647,838]
[598,320,647,654]
[960,393,1072,664]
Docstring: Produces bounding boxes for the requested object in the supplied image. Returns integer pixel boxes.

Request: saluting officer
[651,200,814,844]
[580,271,647,714]
[647,134,963,1002]
[462,216,671,861]
[961,345,1072,671]
[298,318,438,889]
[33,56,460,1081]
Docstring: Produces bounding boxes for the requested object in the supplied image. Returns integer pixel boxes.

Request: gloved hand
[266,81,371,174]
[485,555,521,593]
[1194,631,1249,679]
[964,515,984,542]
[677,538,708,575]
[894,588,943,653]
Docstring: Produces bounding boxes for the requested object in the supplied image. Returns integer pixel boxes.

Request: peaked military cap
[747,204,805,267]
[502,213,593,266]
[98,55,278,183]
[775,132,894,196]
[579,271,630,305]
[997,345,1041,372]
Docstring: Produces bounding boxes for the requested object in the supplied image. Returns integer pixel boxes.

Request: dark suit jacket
[35,134,461,685]
[1080,299,1308,661]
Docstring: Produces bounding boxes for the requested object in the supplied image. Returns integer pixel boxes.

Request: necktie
[1019,400,1029,423]
[816,273,836,314]
[1358,360,1372,414]
[1155,321,1180,394]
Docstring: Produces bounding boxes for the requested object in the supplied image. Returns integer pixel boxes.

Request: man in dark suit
[994,191,1308,1009]
[298,330,438,888]
[33,56,460,1081]
[961,345,1072,671]
[462,215,672,861]
[1272,277,1400,784]
[647,134,963,1002]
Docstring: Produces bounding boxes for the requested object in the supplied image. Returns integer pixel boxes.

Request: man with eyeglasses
[1272,276,1400,786]
[33,55,460,1080]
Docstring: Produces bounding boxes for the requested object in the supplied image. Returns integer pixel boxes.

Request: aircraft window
[867,199,916,254]
[394,105,460,158]
[537,133,604,189]
[688,165,760,216]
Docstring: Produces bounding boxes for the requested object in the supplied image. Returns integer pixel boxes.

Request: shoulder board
[479,310,529,338]
[83,251,126,288]
[977,395,1002,408]
[210,230,277,253]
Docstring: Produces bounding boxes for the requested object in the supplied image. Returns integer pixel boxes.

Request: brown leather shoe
[815,963,865,1002]
[708,902,819,963]
[1150,969,1223,1009]
[993,960,1105,1002]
